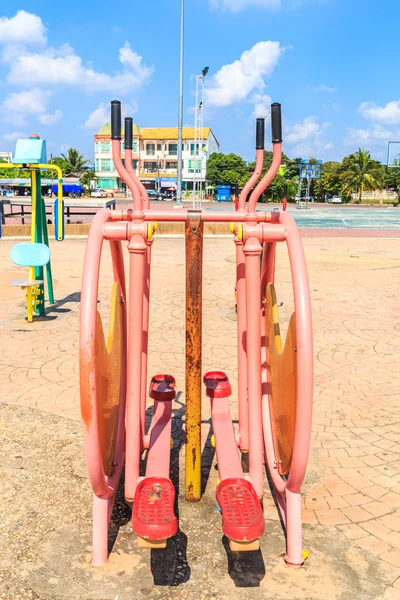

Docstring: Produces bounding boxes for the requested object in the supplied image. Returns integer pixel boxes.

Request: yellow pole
[26,287,33,323]
[57,179,63,241]
[29,170,37,284]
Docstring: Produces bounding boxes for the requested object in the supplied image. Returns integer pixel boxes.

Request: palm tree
[61,148,89,174]
[80,170,97,194]
[340,149,384,203]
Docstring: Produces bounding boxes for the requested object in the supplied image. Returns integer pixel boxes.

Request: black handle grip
[284,183,288,197]
[256,118,265,150]
[111,100,121,140]
[125,117,133,150]
[271,102,282,143]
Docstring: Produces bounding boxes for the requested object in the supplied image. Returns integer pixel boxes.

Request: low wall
[0,222,231,238]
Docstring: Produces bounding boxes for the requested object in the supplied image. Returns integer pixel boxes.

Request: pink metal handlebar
[112,140,142,212]
[125,148,150,209]
[247,143,282,214]
[238,149,264,210]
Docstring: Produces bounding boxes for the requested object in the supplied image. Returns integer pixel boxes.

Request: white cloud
[286,116,330,144]
[38,109,63,125]
[2,131,26,142]
[4,40,154,95]
[285,116,332,157]
[346,125,393,145]
[1,88,51,115]
[84,103,109,130]
[0,88,62,126]
[83,101,138,130]
[251,93,272,118]
[314,84,337,93]
[359,100,400,125]
[0,10,47,46]
[2,114,27,127]
[206,41,283,107]
[210,0,280,12]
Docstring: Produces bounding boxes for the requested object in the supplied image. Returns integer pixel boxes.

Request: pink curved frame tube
[243,236,264,497]
[112,140,142,212]
[80,209,128,566]
[248,143,282,214]
[235,239,249,452]
[125,148,150,209]
[260,210,313,565]
[125,234,147,501]
[239,149,264,210]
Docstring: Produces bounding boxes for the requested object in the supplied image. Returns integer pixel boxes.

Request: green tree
[385,167,400,205]
[340,149,384,203]
[206,153,249,187]
[315,161,341,201]
[60,148,89,174]
[80,169,98,194]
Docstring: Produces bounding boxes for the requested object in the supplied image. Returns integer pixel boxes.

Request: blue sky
[0,1,399,164]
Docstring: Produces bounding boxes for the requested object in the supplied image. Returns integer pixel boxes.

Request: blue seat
[10,243,50,268]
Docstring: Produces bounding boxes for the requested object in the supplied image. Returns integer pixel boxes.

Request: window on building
[157,143,162,152]
[144,161,157,172]
[133,160,138,169]
[100,159,114,171]
[188,159,202,173]
[100,141,111,153]
[168,143,178,155]
[133,139,138,153]
[190,143,201,156]
[95,159,100,171]
[146,143,155,155]
[121,140,125,152]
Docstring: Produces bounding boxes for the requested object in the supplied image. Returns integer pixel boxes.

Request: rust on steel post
[185,210,203,502]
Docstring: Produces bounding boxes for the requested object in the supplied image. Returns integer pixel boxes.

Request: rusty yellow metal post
[185,210,203,502]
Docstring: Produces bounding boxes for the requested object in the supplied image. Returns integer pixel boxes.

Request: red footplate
[132,477,178,541]
[216,478,265,542]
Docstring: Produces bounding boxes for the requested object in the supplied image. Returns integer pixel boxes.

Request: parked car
[329,196,342,204]
[147,190,163,201]
[91,188,108,198]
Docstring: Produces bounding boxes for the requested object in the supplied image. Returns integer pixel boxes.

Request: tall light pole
[176,0,185,207]
[193,67,209,209]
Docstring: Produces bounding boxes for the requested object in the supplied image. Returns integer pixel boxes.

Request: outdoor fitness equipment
[6,134,65,322]
[79,101,313,569]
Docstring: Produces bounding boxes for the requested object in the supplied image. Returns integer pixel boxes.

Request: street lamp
[193,67,209,208]
[176,0,185,207]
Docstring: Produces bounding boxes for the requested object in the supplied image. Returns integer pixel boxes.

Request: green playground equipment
[5,134,65,322]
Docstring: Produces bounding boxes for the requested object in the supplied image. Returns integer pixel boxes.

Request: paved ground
[1,235,400,599]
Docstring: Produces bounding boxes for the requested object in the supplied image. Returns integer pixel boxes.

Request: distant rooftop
[97,123,212,141]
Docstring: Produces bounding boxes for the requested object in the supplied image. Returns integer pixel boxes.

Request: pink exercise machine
[79,101,313,568]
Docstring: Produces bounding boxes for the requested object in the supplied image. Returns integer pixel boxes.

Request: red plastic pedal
[204,371,232,399]
[216,478,265,542]
[149,374,176,402]
[132,477,178,541]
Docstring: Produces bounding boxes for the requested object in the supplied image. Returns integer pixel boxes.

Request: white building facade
[94,124,219,191]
